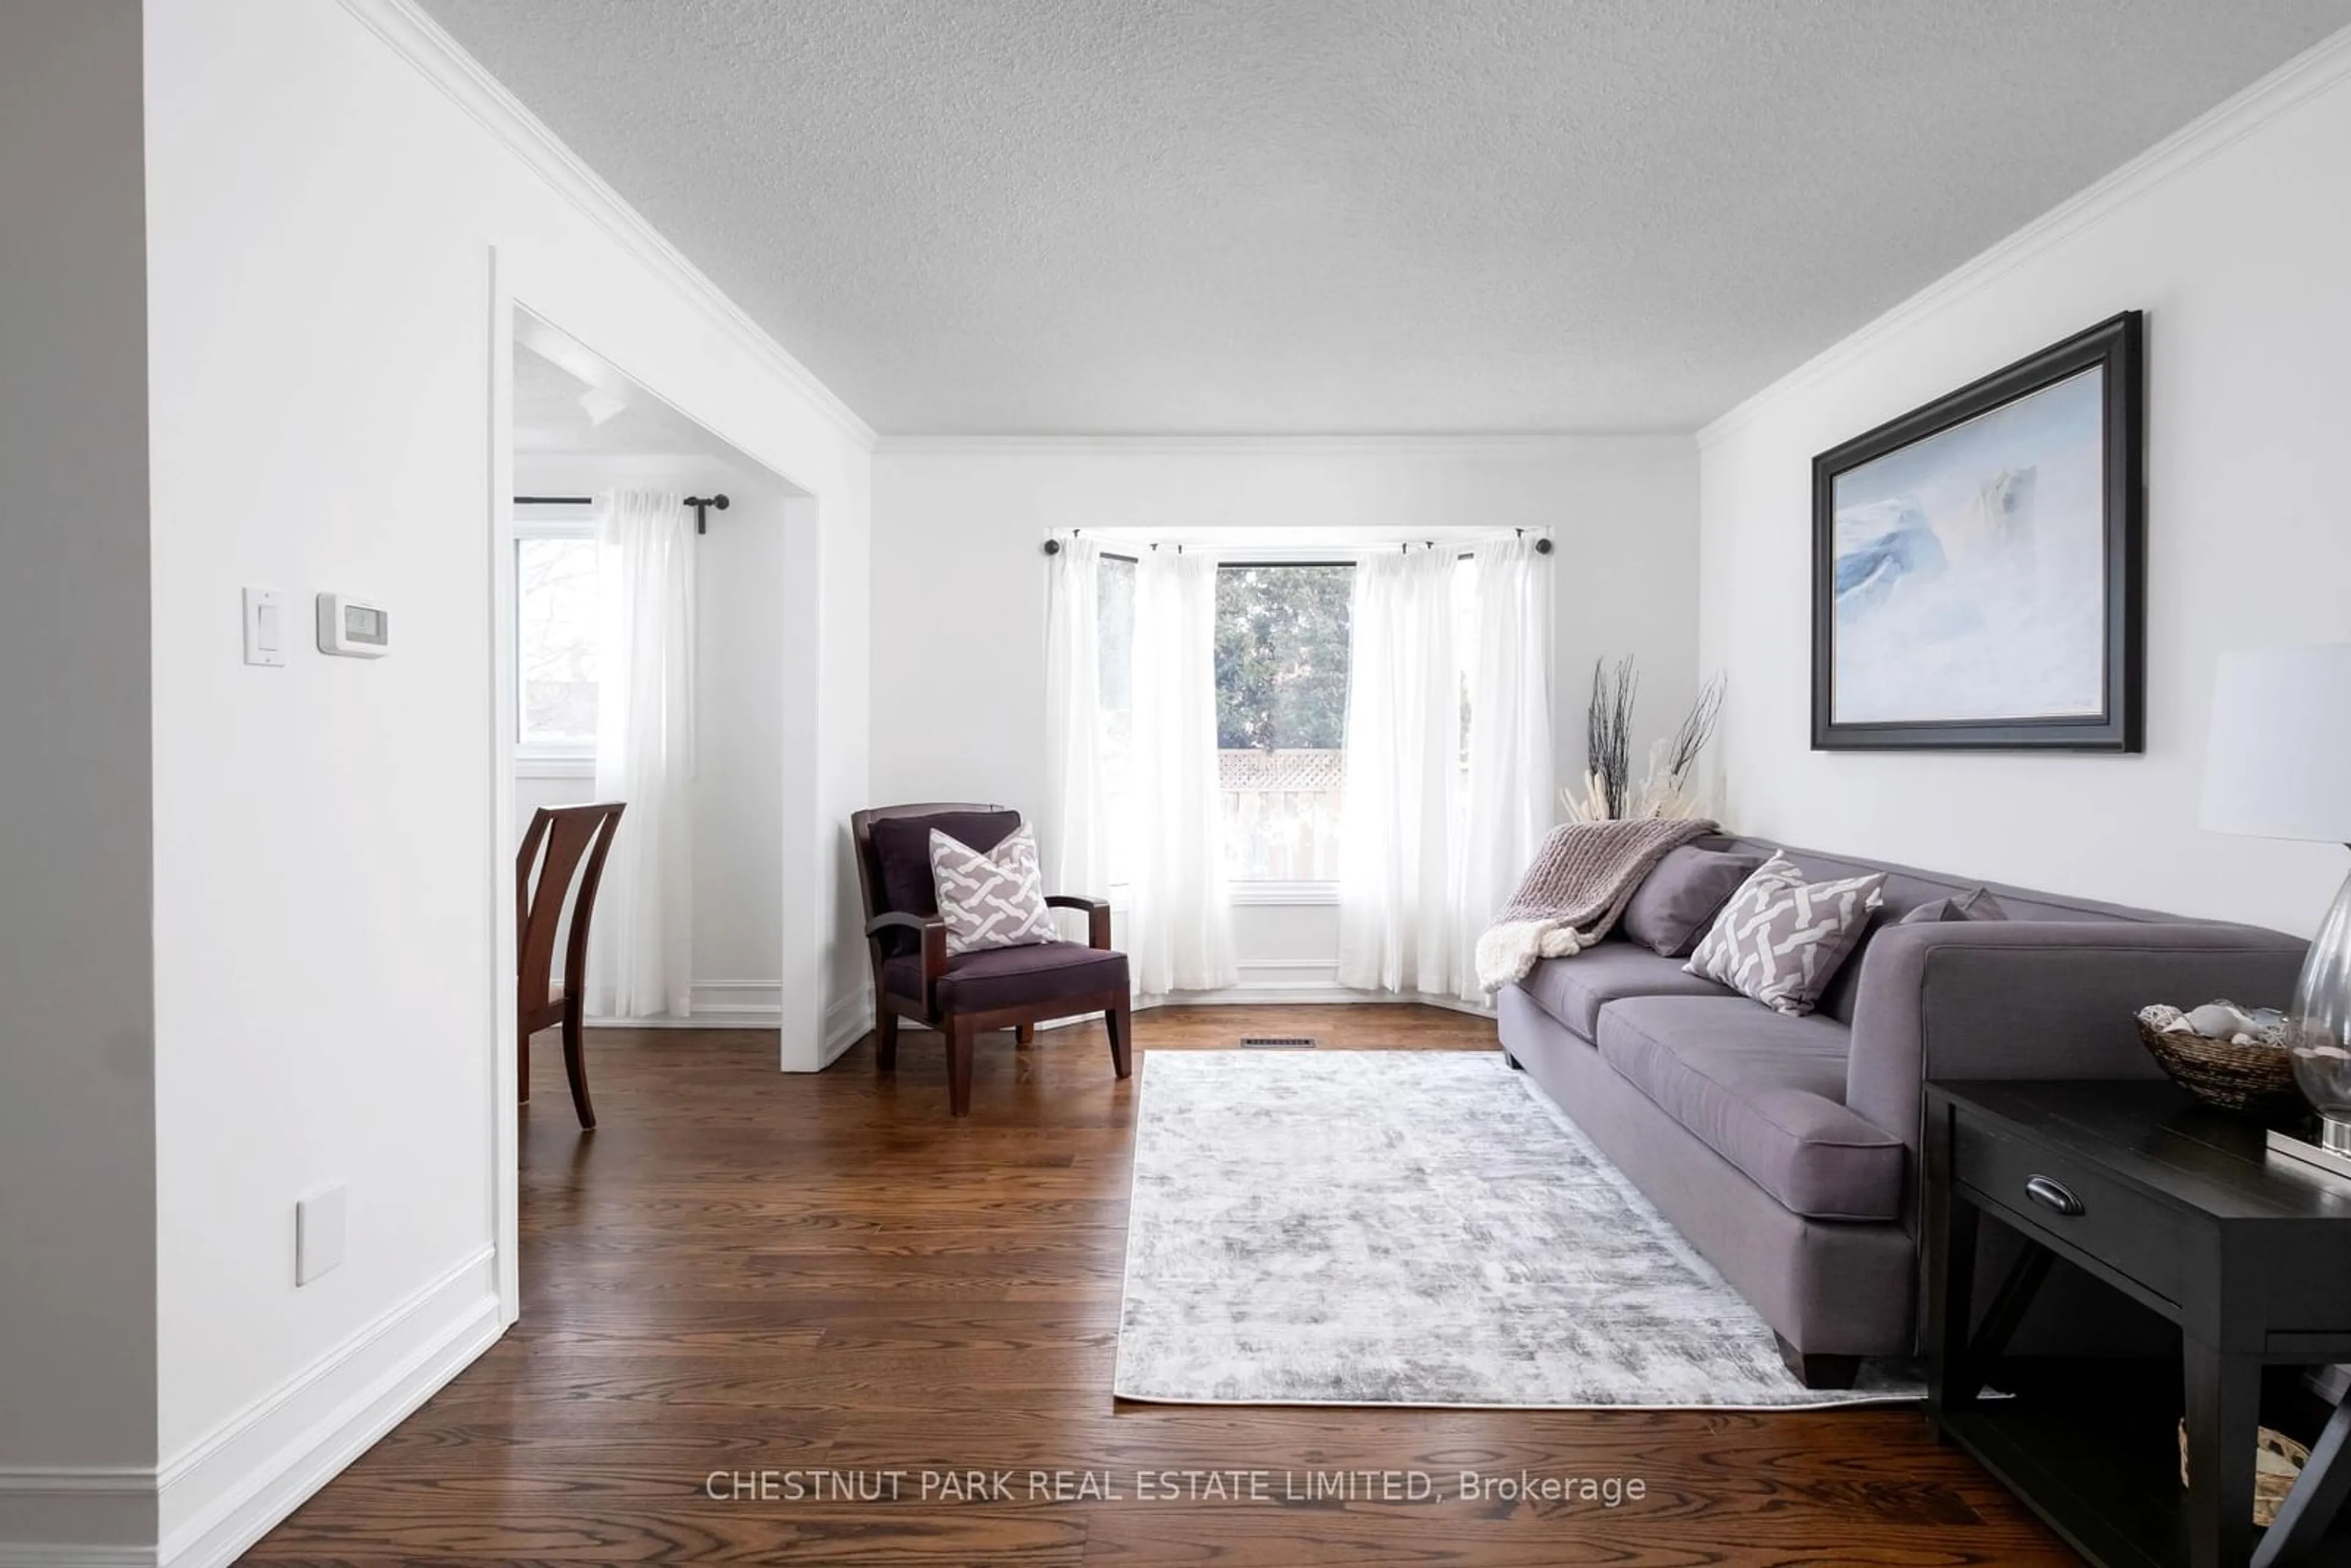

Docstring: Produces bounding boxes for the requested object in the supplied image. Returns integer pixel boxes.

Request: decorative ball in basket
[2135,1002,2302,1117]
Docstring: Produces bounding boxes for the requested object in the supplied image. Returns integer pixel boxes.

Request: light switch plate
[242,587,287,667]
[296,1184,347,1286]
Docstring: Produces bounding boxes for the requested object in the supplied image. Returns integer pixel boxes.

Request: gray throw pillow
[1622,847,1767,957]
[1897,888,2009,925]
[1685,853,1886,1016]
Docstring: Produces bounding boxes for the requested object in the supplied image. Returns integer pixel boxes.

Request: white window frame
[514,509,599,778]
[1089,529,1505,909]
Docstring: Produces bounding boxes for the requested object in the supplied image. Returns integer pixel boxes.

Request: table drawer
[1952,1117,2186,1305]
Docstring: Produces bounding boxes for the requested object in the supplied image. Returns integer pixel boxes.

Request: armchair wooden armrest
[1046,894,1114,950]
[866,910,948,984]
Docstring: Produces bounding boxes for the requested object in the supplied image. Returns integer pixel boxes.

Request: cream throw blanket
[1475,818,1717,992]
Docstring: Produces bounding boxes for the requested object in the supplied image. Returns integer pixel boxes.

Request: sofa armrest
[1846,921,2306,1155]
[865,911,948,987]
[1046,894,1114,950]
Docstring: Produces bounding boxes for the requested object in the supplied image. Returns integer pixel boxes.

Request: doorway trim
[487,245,838,1322]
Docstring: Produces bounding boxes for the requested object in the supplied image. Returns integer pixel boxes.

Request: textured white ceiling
[424,1,2351,435]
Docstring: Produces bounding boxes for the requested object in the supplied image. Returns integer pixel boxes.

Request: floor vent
[1239,1035,1318,1049]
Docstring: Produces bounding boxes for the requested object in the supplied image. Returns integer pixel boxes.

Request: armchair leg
[947,1018,975,1117]
[875,1008,898,1072]
[1106,1001,1132,1080]
[1016,1022,1036,1046]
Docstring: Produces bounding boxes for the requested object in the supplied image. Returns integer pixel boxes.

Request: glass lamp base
[2287,859,2351,1128]
[2321,1115,2351,1158]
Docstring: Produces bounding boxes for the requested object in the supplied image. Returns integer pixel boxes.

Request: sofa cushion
[1596,996,1903,1221]
[1622,846,1768,956]
[1519,943,1736,1042]
[884,940,1128,1015]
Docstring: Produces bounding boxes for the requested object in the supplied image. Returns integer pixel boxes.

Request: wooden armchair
[850,803,1130,1116]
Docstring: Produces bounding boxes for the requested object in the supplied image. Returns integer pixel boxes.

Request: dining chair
[516,801,626,1130]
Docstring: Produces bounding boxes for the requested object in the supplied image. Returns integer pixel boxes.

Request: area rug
[1112,1049,1922,1409]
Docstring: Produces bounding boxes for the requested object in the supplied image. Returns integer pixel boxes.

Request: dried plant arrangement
[1564,664,1724,822]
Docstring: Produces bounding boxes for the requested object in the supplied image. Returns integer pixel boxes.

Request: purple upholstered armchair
[850,803,1131,1116]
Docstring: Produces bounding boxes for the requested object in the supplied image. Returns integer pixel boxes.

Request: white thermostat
[316,593,390,658]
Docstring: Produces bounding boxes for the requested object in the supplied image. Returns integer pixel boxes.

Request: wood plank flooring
[242,1006,2068,1565]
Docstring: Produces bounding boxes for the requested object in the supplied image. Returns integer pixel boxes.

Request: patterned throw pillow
[929,825,1057,955]
[1684,853,1886,1016]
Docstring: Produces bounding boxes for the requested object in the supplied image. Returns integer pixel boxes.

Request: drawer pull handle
[2025,1176,2084,1217]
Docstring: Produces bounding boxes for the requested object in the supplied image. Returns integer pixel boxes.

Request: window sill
[517,756,595,780]
[1228,880,1340,907]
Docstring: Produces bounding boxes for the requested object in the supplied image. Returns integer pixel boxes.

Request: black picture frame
[1810,310,2145,752]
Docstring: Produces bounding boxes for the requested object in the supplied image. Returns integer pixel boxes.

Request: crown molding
[335,0,877,452]
[877,432,1685,457]
[1696,21,2351,450]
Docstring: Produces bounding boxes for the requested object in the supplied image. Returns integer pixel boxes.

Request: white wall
[1696,31,2351,937]
[512,456,792,1019]
[870,438,1699,991]
[113,1,874,1562]
[0,4,160,1553]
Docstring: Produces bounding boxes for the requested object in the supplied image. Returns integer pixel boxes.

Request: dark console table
[1926,1081,2351,1568]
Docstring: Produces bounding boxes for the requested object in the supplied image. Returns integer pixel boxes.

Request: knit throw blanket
[1474,818,1717,993]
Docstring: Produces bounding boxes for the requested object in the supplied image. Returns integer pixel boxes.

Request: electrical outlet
[296,1185,347,1286]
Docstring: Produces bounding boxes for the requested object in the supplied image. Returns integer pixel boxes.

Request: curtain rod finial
[1535,536,1554,555]
[1043,538,1062,555]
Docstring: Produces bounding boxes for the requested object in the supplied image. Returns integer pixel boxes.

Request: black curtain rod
[514,493,731,534]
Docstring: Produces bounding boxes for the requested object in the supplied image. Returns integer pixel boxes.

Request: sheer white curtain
[1038,532,1106,939]
[1335,546,1464,995]
[1456,535,1553,1001]
[1126,548,1237,995]
[588,488,696,1018]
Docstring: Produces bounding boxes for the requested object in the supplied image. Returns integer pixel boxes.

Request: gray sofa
[1497,836,2307,1386]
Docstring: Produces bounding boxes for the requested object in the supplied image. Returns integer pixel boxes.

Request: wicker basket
[2178,1420,2309,1528]
[2135,1014,2302,1116]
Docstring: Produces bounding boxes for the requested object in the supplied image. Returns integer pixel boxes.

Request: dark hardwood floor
[243,1006,2067,1565]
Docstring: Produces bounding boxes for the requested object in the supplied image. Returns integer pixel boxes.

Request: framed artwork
[1811,310,2144,751]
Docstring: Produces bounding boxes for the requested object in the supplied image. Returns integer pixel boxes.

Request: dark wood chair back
[517,802,625,1129]
[850,801,1017,930]
[518,802,627,1016]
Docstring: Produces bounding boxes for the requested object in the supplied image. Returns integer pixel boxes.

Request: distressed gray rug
[1113,1049,1922,1409]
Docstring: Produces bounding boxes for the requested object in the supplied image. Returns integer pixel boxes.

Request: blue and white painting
[1831,366,2107,724]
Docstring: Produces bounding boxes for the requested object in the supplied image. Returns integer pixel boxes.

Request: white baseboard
[0,1471,154,1568]
[572,983,874,1067]
[687,979,780,1016]
[577,978,778,1030]
[0,1248,502,1568]
[1160,959,1496,1018]
[157,1246,502,1567]
[819,987,872,1067]
[0,1547,154,1568]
